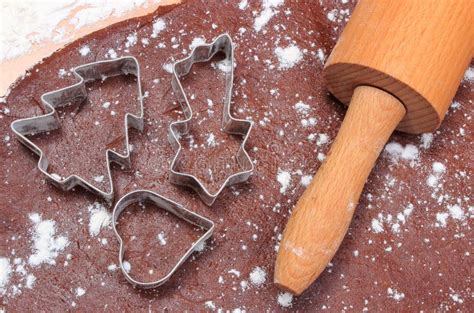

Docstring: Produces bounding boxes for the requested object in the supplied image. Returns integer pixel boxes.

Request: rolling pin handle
[274,86,406,295]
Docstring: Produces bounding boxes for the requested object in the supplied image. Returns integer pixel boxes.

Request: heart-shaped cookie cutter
[169,33,254,206]
[112,190,215,288]
[10,56,144,203]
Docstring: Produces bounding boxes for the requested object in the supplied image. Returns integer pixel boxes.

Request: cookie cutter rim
[169,33,254,206]
[10,56,144,203]
[112,189,215,289]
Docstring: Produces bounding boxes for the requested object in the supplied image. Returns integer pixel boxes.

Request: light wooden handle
[274,86,406,295]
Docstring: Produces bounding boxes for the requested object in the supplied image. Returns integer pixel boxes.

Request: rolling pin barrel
[275,0,474,295]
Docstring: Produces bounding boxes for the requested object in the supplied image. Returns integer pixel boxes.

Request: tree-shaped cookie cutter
[169,33,254,206]
[112,190,215,288]
[10,57,144,203]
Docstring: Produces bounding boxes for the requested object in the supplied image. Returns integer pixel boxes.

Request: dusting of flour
[254,0,285,32]
[88,202,111,237]
[274,45,303,70]
[28,213,69,267]
[277,292,293,308]
[249,266,266,286]
[277,169,292,194]
[0,0,160,61]
[0,257,12,295]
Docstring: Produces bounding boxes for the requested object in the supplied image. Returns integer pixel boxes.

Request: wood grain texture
[324,0,474,134]
[274,86,406,295]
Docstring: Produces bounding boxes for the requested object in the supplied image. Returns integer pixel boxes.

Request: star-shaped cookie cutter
[112,190,215,288]
[10,56,144,203]
[169,33,254,206]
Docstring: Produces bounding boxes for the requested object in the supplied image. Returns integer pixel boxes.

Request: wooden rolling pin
[275,0,474,295]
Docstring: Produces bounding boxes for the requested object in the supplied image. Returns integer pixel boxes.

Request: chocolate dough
[1,1,472,311]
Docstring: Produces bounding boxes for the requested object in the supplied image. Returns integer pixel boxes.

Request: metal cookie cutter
[112,190,215,288]
[10,57,144,203]
[169,33,254,206]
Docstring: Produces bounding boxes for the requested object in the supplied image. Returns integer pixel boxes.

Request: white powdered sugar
[25,274,36,289]
[432,162,446,174]
[205,300,216,310]
[0,1,155,61]
[370,203,414,234]
[300,175,312,187]
[28,213,69,267]
[75,287,86,297]
[420,133,433,149]
[301,117,317,127]
[0,257,12,295]
[317,48,325,63]
[426,162,446,188]
[274,45,303,70]
[163,63,173,74]
[450,292,464,304]
[463,66,473,82]
[384,142,419,164]
[125,32,137,48]
[123,261,131,273]
[206,133,217,147]
[249,266,266,286]
[240,280,249,291]
[327,9,338,22]
[387,287,405,302]
[94,175,104,183]
[195,240,206,252]
[79,45,91,56]
[277,169,291,194]
[326,8,350,23]
[451,101,461,110]
[277,292,293,308]
[435,212,449,228]
[151,18,166,38]
[316,133,329,146]
[88,202,111,237]
[426,176,438,188]
[447,204,465,221]
[1,257,38,297]
[238,0,248,10]
[371,218,384,233]
[400,204,414,222]
[228,269,241,277]
[294,101,310,115]
[58,68,67,78]
[189,37,206,50]
[157,231,167,246]
[106,48,117,59]
[254,0,285,32]
[216,59,233,73]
